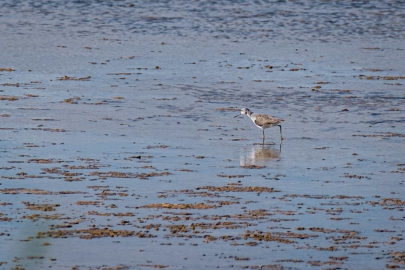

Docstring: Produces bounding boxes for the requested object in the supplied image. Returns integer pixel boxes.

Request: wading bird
[235,108,284,144]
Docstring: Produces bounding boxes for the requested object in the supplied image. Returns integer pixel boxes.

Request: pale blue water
[0,1,404,269]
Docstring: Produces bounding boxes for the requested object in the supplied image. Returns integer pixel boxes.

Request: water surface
[0,1,404,269]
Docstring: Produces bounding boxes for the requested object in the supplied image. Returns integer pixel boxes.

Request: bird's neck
[246,111,253,117]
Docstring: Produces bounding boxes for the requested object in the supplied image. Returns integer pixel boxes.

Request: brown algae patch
[137,171,171,179]
[0,68,15,72]
[27,158,59,164]
[243,230,317,244]
[141,202,217,210]
[217,174,249,178]
[58,75,91,81]
[90,171,137,178]
[197,183,279,193]
[240,165,266,169]
[369,198,405,211]
[216,107,239,111]
[359,75,405,80]
[0,188,85,195]
[379,198,405,206]
[39,227,154,239]
[76,201,100,206]
[22,214,61,221]
[390,252,405,265]
[158,183,279,200]
[0,95,19,101]
[89,171,171,179]
[23,202,60,211]
[353,132,405,138]
[63,97,81,104]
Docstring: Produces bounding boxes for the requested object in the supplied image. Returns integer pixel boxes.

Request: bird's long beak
[234,114,240,118]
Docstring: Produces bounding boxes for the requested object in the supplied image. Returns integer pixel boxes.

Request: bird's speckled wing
[253,114,283,127]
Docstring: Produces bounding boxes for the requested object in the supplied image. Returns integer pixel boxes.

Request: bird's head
[234,108,251,118]
[240,108,251,115]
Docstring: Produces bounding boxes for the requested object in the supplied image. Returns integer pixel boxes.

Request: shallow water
[0,1,404,269]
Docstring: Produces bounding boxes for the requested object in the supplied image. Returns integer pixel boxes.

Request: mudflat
[0,1,404,269]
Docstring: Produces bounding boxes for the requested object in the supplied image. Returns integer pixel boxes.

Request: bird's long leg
[262,128,265,144]
[278,125,283,141]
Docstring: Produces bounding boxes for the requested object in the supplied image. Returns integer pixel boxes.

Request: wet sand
[0,1,404,269]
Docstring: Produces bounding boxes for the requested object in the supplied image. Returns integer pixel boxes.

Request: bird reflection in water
[240,144,281,167]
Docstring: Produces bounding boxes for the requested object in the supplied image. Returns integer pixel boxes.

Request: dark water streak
[1,0,404,41]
